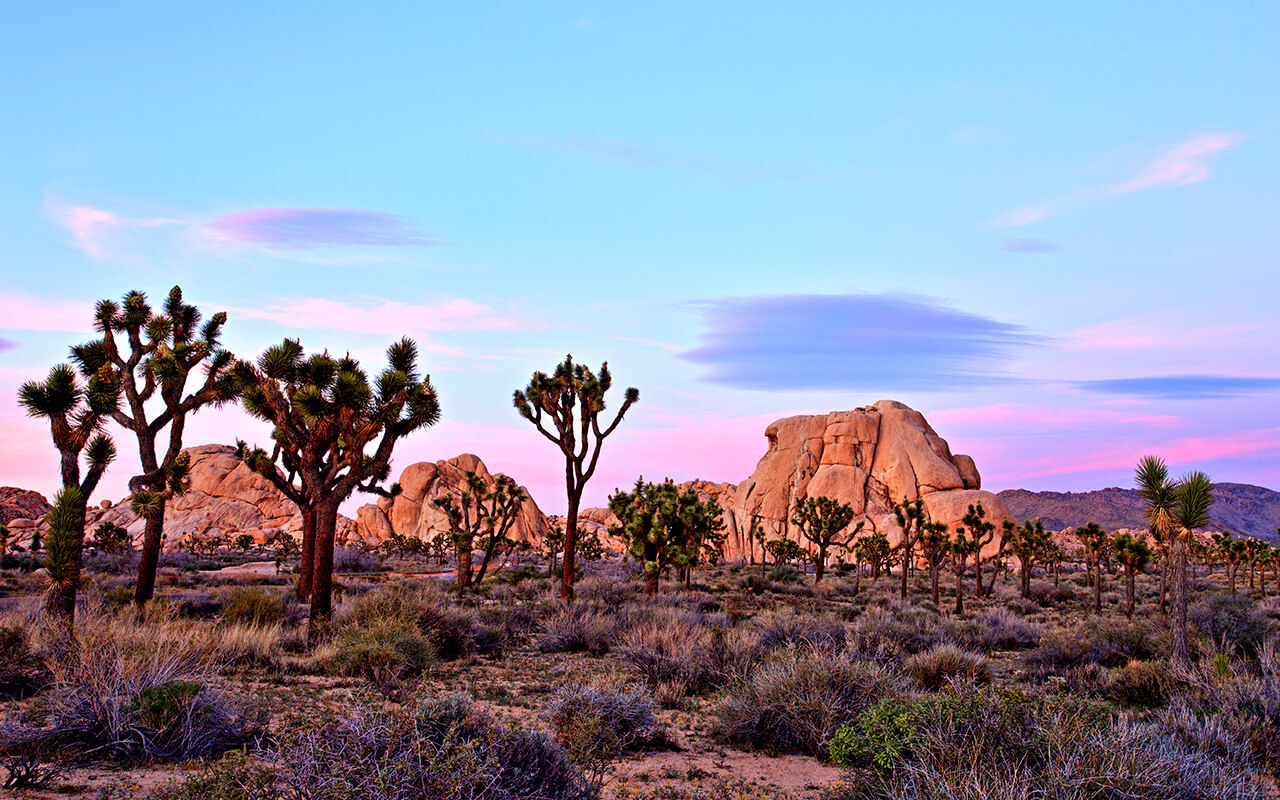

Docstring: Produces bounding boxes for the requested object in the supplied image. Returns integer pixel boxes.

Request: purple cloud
[206,208,437,248]
[683,293,1042,392]
[1077,375,1280,400]
[1003,238,1061,254]
[0,337,15,353]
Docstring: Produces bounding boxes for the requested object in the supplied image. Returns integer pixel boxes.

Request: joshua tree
[0,523,7,562]
[433,471,526,597]
[609,478,723,596]
[1074,522,1109,614]
[918,521,951,606]
[1170,471,1215,667]
[1243,537,1266,590]
[960,504,997,598]
[233,337,440,641]
[948,534,979,615]
[855,530,892,581]
[543,524,565,578]
[791,495,861,583]
[19,362,120,622]
[514,355,637,600]
[891,498,925,599]
[70,287,235,607]
[1135,456,1176,613]
[764,537,804,570]
[1007,518,1049,599]
[1111,532,1151,618]
[92,522,132,554]
[41,487,86,628]
[1213,531,1245,593]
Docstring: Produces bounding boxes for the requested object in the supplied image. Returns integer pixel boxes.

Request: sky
[2,2,1278,515]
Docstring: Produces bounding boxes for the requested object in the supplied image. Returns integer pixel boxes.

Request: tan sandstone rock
[352,454,550,548]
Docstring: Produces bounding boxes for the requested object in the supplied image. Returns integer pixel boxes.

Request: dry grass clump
[850,602,950,656]
[1191,593,1273,657]
[219,586,291,627]
[338,583,490,660]
[753,608,847,654]
[958,607,1040,652]
[545,682,671,786]
[327,617,436,697]
[538,603,617,655]
[2,608,265,763]
[713,645,903,755]
[274,689,594,800]
[905,645,992,691]
[0,622,46,700]
[1108,659,1173,707]
[1028,617,1159,672]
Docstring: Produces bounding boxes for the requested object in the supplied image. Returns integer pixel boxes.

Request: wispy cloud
[486,132,820,183]
[683,293,1043,392]
[233,296,536,340]
[1003,238,1061,253]
[1112,133,1243,194]
[0,293,96,333]
[1077,375,1280,400]
[996,132,1242,227]
[205,208,438,249]
[0,338,15,354]
[61,206,119,256]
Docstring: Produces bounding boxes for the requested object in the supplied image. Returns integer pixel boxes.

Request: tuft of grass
[906,644,992,691]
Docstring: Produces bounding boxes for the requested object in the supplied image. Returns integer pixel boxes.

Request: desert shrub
[151,751,278,800]
[823,687,1264,800]
[1030,619,1157,672]
[753,608,846,654]
[712,645,903,755]
[538,604,616,655]
[342,584,481,659]
[1192,593,1272,656]
[1108,660,1172,707]
[332,546,381,574]
[1163,644,1280,772]
[851,603,950,656]
[960,607,1040,652]
[328,617,436,695]
[221,588,286,627]
[22,611,265,762]
[81,548,141,575]
[830,696,920,769]
[905,645,991,691]
[767,564,802,584]
[274,690,594,800]
[615,607,750,699]
[545,684,670,786]
[574,575,635,606]
[0,624,46,700]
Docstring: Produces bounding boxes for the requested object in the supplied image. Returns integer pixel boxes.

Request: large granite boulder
[352,454,550,548]
[729,400,1014,559]
[0,487,50,526]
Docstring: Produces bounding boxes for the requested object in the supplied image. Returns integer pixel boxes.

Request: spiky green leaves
[793,495,861,547]
[43,486,85,591]
[1174,471,1215,532]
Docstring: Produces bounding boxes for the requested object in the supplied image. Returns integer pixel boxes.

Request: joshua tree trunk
[1125,567,1136,617]
[456,545,472,599]
[1171,533,1191,668]
[815,544,827,582]
[308,500,340,644]
[1094,561,1103,614]
[644,542,660,597]
[1159,558,1168,613]
[298,507,316,601]
[954,569,965,615]
[930,566,940,606]
[562,482,581,600]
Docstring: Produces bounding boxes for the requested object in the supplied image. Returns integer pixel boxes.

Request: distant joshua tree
[71,287,236,607]
[19,362,120,624]
[791,495,861,583]
[514,355,637,600]
[1005,518,1049,599]
[961,504,997,598]
[433,471,526,597]
[609,478,723,595]
[948,533,979,616]
[1074,522,1109,614]
[891,497,925,598]
[918,521,951,606]
[232,337,440,643]
[1111,532,1151,617]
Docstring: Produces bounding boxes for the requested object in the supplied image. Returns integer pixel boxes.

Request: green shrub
[328,617,435,695]
[767,565,801,584]
[1108,660,1172,708]
[1192,593,1272,656]
[830,697,919,769]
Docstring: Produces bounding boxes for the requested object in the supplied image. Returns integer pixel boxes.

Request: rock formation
[726,401,1014,560]
[0,487,50,526]
[82,444,357,550]
[352,454,550,548]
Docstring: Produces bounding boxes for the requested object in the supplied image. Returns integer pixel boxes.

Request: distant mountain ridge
[997,483,1280,544]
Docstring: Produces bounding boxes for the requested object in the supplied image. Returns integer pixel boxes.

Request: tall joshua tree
[233,337,440,641]
[1135,456,1176,613]
[1112,532,1151,618]
[1170,471,1214,668]
[514,355,637,600]
[19,363,120,623]
[918,521,951,606]
[791,495,861,583]
[70,287,235,606]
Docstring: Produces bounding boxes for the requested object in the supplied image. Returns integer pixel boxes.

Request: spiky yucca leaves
[19,363,119,625]
[793,495,862,583]
[1170,470,1215,667]
[232,337,439,643]
[43,486,86,625]
[1136,455,1177,612]
[70,286,235,607]
[514,354,638,600]
[608,478,723,596]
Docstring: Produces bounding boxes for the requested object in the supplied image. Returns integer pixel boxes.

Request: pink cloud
[1112,133,1242,194]
[0,293,96,333]
[233,296,536,339]
[61,206,119,257]
[206,208,436,249]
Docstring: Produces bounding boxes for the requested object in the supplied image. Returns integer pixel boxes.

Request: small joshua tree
[609,478,723,596]
[19,362,120,623]
[70,287,235,607]
[1112,532,1151,617]
[1135,456,1176,613]
[1074,522,1109,614]
[855,530,892,581]
[42,487,85,629]
[514,355,637,600]
[948,533,979,616]
[961,504,997,598]
[891,497,925,599]
[790,495,861,583]
[918,521,951,606]
[433,470,526,597]
[1006,518,1050,599]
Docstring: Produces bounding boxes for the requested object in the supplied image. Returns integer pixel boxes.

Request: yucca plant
[232,336,440,643]
[793,495,862,584]
[42,486,85,625]
[1135,455,1176,613]
[70,286,235,607]
[432,470,526,598]
[19,362,119,624]
[1112,532,1151,618]
[1170,470,1214,667]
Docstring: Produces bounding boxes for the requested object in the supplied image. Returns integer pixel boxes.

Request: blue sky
[2,2,1278,512]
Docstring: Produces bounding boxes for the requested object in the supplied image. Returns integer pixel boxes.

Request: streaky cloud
[206,208,438,249]
[1003,238,1061,253]
[0,337,15,353]
[1077,374,1280,399]
[683,293,1042,392]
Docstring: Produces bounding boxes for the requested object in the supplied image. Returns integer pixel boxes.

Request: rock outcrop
[0,487,50,526]
[85,444,355,550]
[352,454,550,548]
[727,401,1014,559]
